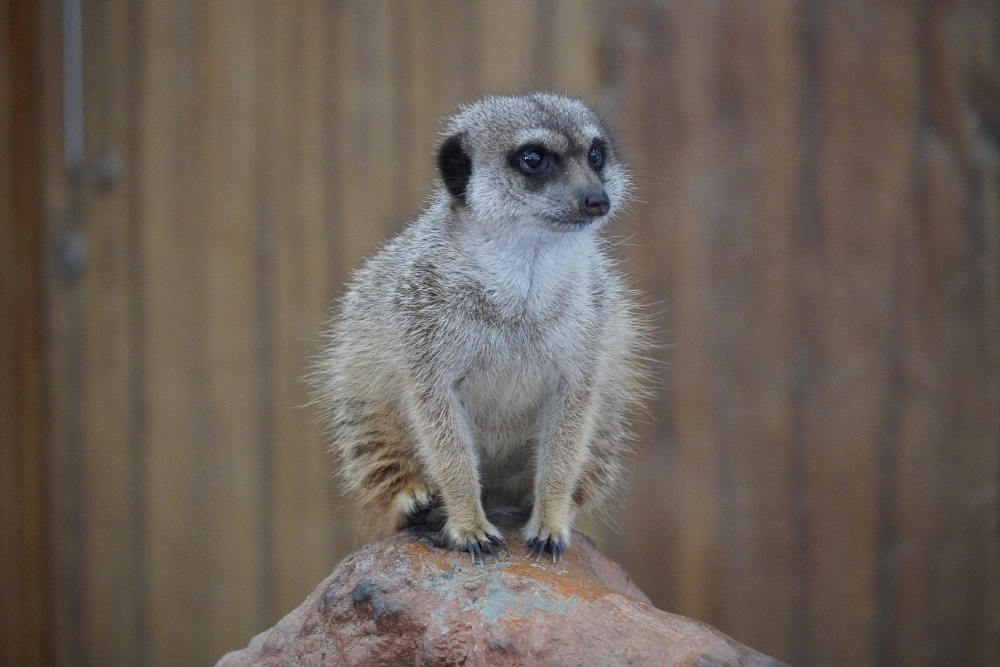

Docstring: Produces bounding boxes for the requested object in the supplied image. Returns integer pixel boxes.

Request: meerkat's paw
[442,518,509,566]
[522,521,571,563]
[393,483,439,527]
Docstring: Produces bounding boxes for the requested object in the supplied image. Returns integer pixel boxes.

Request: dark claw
[466,540,484,565]
[489,533,511,557]
[525,536,566,563]
[526,537,544,561]
[462,533,509,566]
[482,540,497,563]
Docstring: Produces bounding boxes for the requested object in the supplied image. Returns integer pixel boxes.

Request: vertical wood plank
[139,2,211,659]
[0,2,50,666]
[474,0,542,91]
[696,4,802,658]
[797,4,921,664]
[78,1,145,663]
[40,0,88,662]
[331,0,404,273]
[257,0,346,619]
[139,3,266,663]
[887,3,1000,665]
[654,2,728,630]
[550,0,600,97]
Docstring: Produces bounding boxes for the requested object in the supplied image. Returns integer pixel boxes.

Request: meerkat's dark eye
[517,146,549,174]
[588,143,605,170]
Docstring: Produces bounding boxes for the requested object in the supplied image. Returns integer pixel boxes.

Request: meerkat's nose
[580,189,610,217]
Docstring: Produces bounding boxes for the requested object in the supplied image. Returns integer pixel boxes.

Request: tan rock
[217,525,787,666]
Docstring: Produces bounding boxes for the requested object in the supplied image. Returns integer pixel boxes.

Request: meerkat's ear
[437,133,472,203]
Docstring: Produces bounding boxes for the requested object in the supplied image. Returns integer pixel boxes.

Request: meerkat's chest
[446,238,602,429]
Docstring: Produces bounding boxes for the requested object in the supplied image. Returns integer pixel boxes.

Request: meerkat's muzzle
[579,188,610,217]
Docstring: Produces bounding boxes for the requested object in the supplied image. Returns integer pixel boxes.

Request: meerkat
[313,93,650,564]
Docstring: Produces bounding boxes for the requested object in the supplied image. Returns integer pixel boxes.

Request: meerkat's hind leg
[395,481,509,564]
[402,503,437,527]
[392,482,440,528]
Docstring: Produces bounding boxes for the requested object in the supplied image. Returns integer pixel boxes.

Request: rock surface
[217,524,787,667]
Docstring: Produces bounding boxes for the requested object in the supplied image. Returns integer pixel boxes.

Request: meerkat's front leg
[404,383,506,564]
[523,379,597,562]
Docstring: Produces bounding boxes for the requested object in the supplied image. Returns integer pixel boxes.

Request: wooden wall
[1,2,50,666]
[4,1,996,666]
[604,4,1000,665]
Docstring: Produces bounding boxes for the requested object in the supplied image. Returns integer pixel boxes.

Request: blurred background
[2,1,998,666]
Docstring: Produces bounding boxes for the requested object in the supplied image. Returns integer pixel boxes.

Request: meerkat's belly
[457,355,559,458]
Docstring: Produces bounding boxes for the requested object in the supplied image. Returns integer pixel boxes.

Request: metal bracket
[57,0,122,285]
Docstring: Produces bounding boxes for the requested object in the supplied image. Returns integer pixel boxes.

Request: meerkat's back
[314,93,650,563]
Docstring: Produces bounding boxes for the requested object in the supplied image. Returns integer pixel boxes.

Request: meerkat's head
[436,93,631,233]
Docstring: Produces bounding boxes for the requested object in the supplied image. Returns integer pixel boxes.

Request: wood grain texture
[474,0,541,92]
[40,0,87,663]
[140,4,267,662]
[0,2,50,666]
[24,2,999,666]
[255,0,341,620]
[602,2,999,666]
[75,2,145,664]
